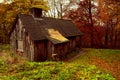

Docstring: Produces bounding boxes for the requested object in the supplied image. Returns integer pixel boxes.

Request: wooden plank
[34,40,47,61]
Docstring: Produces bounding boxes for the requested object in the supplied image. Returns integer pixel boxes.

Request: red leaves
[90,57,120,80]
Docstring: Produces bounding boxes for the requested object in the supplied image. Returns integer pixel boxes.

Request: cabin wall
[10,19,22,53]
[45,41,69,60]
[66,36,81,52]
[10,18,35,61]
[76,36,82,47]
[54,42,69,60]
[34,40,54,61]
[46,36,82,60]
[67,36,76,51]
[14,19,24,53]
[10,27,17,53]
[34,40,47,61]
[47,41,53,60]
[23,32,34,61]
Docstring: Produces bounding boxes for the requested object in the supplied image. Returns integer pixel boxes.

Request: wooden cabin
[10,8,83,61]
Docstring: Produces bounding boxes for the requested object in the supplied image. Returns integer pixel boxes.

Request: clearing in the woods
[0,44,120,80]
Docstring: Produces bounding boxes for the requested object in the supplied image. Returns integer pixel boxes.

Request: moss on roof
[46,29,69,44]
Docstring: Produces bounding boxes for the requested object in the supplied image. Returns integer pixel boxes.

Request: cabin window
[17,40,23,52]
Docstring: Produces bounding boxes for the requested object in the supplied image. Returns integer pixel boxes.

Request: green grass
[0,45,119,80]
[70,48,120,64]
[0,44,10,52]
[0,60,115,80]
[99,49,120,62]
[70,48,120,80]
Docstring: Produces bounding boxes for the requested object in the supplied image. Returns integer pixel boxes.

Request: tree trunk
[53,0,56,18]
[94,28,104,48]
[60,4,63,19]
[88,0,94,47]
[114,31,118,48]
[110,26,114,48]
[104,25,109,48]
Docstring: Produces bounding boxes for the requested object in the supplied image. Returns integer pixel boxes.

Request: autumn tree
[65,0,120,49]
[65,0,99,47]
[0,0,49,43]
[98,0,120,48]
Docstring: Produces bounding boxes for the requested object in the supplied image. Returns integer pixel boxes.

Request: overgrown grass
[0,44,10,52]
[0,60,115,80]
[70,48,120,80]
[0,44,27,65]
[0,45,118,80]
[70,48,120,64]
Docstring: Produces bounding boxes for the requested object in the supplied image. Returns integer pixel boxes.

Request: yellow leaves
[13,0,49,12]
[0,4,8,14]
[0,0,50,43]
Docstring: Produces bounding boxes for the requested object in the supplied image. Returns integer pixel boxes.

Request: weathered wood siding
[76,36,82,47]
[29,35,81,61]
[10,28,17,53]
[23,32,34,61]
[67,36,76,52]
[34,40,47,61]
[10,18,35,61]
[10,18,82,61]
[54,42,69,60]
[16,18,23,53]
[47,41,53,60]
[68,36,82,50]
[10,19,22,53]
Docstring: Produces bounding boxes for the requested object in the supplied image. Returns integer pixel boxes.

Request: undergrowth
[0,45,117,80]
[0,60,115,80]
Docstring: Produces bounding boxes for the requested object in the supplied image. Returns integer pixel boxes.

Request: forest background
[0,0,120,49]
